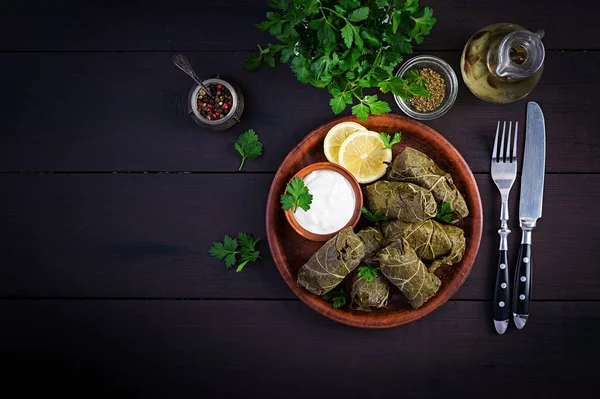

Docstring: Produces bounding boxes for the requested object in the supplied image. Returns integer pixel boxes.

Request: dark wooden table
[1,1,599,397]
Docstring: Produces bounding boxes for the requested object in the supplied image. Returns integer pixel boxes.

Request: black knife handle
[493,250,511,328]
[512,242,532,329]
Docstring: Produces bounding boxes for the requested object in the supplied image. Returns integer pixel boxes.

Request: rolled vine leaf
[350,271,391,312]
[377,238,441,309]
[356,226,384,264]
[381,219,466,272]
[297,227,365,296]
[387,147,469,223]
[364,181,437,222]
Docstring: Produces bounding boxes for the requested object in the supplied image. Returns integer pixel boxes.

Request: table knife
[512,102,545,329]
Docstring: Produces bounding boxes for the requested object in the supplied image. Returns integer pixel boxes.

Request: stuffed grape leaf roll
[297,227,365,296]
[377,239,441,309]
[356,226,384,263]
[381,219,466,272]
[363,181,437,222]
[350,271,391,311]
[387,147,469,223]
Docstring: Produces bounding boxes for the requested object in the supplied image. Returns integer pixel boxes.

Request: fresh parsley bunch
[243,0,436,121]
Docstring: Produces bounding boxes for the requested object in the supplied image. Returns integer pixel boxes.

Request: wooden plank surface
[1,51,599,172]
[1,0,598,51]
[1,300,597,398]
[1,1,598,395]
[1,173,598,300]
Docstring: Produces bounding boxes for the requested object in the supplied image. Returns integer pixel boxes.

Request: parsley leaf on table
[280,177,313,213]
[208,234,239,268]
[323,286,347,309]
[235,232,262,272]
[380,132,402,149]
[234,129,263,171]
[209,232,262,272]
[361,207,389,223]
[358,265,378,283]
[436,202,454,223]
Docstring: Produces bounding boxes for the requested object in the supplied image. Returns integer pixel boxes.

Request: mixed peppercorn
[197,84,233,120]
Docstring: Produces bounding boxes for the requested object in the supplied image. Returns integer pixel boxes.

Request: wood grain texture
[1,300,597,398]
[0,1,597,395]
[1,173,597,300]
[267,114,483,327]
[1,0,598,51]
[1,51,598,172]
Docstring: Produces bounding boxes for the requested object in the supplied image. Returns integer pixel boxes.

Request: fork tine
[506,121,512,162]
[513,121,518,162]
[499,121,506,163]
[492,121,500,162]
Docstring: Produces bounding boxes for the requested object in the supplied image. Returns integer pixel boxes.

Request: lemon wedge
[323,121,367,164]
[338,131,391,184]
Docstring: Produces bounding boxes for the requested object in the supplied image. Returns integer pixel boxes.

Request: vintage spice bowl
[187,77,244,131]
[283,162,363,242]
[394,55,458,121]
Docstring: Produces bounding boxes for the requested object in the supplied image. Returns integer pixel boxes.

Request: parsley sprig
[358,265,378,283]
[243,0,436,121]
[280,177,313,213]
[361,207,389,223]
[323,285,347,309]
[380,132,402,149]
[234,129,263,171]
[209,232,262,272]
[436,202,454,223]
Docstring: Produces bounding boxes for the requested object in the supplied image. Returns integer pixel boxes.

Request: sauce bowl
[284,162,363,241]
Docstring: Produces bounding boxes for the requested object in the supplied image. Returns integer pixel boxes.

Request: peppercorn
[197,83,233,120]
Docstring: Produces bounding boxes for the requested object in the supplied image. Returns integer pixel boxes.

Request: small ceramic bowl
[284,162,363,242]
[187,77,244,131]
[394,55,458,120]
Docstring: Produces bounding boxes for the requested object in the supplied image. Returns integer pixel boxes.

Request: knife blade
[512,101,545,329]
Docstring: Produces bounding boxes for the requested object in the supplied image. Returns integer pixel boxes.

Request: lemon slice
[338,131,392,184]
[323,121,367,164]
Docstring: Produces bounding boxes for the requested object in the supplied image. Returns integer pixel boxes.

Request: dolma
[381,219,466,272]
[377,239,441,309]
[350,272,391,311]
[356,226,384,263]
[363,181,437,222]
[297,227,365,296]
[387,147,469,223]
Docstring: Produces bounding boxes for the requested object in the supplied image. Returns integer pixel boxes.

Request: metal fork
[491,121,518,335]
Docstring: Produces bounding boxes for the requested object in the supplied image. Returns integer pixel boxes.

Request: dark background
[1,1,599,397]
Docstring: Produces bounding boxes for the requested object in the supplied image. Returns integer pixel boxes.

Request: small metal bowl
[187,77,244,131]
[394,55,458,120]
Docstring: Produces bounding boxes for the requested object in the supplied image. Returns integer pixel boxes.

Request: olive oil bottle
[460,23,545,104]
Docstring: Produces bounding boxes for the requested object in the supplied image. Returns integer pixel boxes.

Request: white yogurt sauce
[293,169,356,235]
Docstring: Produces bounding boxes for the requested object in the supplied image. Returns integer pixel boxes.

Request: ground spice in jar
[409,68,445,112]
[197,84,233,121]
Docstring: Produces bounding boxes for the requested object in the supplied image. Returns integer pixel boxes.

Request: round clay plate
[265,114,483,328]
